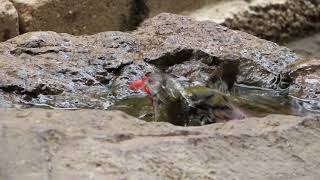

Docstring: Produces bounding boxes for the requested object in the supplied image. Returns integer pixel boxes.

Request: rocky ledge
[0,109,320,179]
[1,13,318,109]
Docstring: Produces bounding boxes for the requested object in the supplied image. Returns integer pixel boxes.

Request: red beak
[129,76,152,95]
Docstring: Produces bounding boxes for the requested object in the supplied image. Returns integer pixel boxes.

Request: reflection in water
[110,84,320,126]
[231,84,320,117]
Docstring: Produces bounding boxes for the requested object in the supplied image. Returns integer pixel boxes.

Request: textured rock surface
[0,0,19,42]
[289,58,320,100]
[188,0,320,42]
[1,0,318,43]
[9,0,212,36]
[11,0,139,35]
[136,14,297,88]
[222,0,320,42]
[0,13,299,108]
[146,0,213,17]
[0,108,320,180]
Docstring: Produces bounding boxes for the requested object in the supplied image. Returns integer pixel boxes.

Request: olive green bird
[129,72,246,126]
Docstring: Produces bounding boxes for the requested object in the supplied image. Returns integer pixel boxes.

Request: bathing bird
[129,71,246,126]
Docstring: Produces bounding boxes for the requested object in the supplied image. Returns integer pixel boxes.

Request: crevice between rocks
[146,49,222,68]
[146,48,241,90]
[0,84,63,100]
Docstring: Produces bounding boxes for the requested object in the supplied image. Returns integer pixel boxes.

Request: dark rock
[136,13,298,89]
[0,13,301,109]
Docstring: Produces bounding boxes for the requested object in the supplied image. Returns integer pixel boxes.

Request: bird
[129,71,246,126]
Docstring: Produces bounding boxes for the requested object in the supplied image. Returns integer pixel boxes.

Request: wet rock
[289,58,320,99]
[166,59,218,87]
[0,31,142,108]
[1,108,320,179]
[111,61,156,99]
[0,0,19,42]
[163,50,218,84]
[0,13,300,109]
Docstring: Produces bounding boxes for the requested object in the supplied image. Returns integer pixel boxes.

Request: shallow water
[108,84,320,126]
[231,84,320,117]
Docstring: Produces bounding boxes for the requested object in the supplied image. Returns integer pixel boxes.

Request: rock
[222,0,320,42]
[1,0,318,43]
[136,13,297,88]
[0,108,320,179]
[165,52,220,87]
[0,90,14,108]
[112,61,157,99]
[0,0,19,42]
[10,0,147,35]
[146,0,212,17]
[289,58,320,99]
[188,0,320,43]
[0,13,300,109]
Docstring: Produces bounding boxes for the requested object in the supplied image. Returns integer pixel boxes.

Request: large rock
[222,0,320,42]
[10,0,146,35]
[0,108,320,179]
[0,13,301,108]
[188,0,320,42]
[0,0,19,42]
[135,13,297,88]
[9,0,212,35]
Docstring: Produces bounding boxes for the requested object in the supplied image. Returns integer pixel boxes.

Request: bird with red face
[129,71,246,126]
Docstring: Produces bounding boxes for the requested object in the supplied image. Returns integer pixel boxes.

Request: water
[107,83,320,126]
[231,84,320,117]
